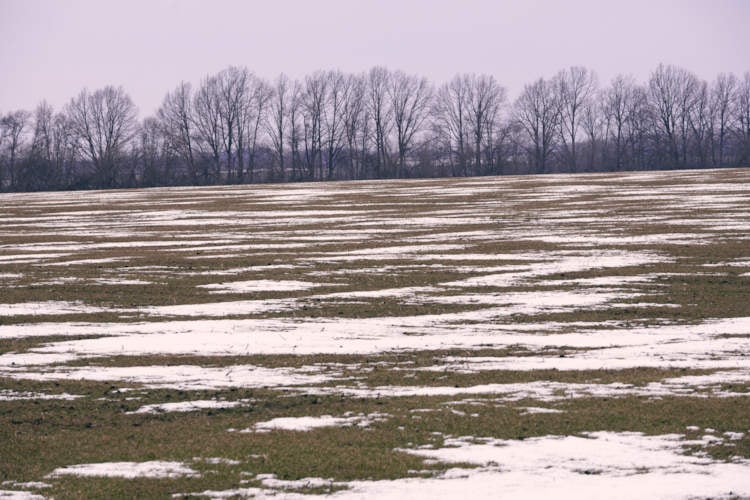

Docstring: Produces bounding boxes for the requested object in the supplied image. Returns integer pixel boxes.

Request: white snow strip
[180,264,298,276]
[0,389,80,401]
[305,244,466,262]
[0,490,45,500]
[48,461,197,479]
[0,301,110,317]
[303,371,750,401]
[38,257,130,266]
[316,286,440,300]
[243,413,387,432]
[257,475,342,491]
[129,399,248,414]
[2,316,749,374]
[192,457,241,466]
[6,365,338,391]
[198,280,327,294]
[0,483,50,490]
[443,251,669,288]
[139,298,298,317]
[519,406,564,415]
[0,253,71,263]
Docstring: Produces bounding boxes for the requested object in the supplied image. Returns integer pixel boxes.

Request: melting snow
[0,390,80,401]
[4,364,338,391]
[242,413,388,432]
[48,461,197,479]
[128,399,249,414]
[198,280,328,294]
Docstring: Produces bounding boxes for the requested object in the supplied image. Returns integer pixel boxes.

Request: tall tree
[0,110,30,189]
[138,117,170,187]
[51,111,77,188]
[66,86,137,188]
[158,82,198,183]
[555,66,598,172]
[22,101,56,190]
[434,75,470,176]
[240,74,272,183]
[710,73,736,167]
[604,75,638,170]
[514,78,560,174]
[367,67,392,178]
[625,86,652,170]
[388,71,432,177]
[736,72,750,166]
[342,74,366,179]
[193,76,223,183]
[322,70,349,179]
[214,66,249,183]
[581,90,607,171]
[466,74,505,174]
[689,80,712,168]
[287,80,304,181]
[648,64,699,168]
[302,71,326,180]
[267,74,290,180]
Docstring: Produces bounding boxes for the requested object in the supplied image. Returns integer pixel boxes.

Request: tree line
[1,64,749,192]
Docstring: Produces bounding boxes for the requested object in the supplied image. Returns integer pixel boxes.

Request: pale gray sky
[1,0,748,117]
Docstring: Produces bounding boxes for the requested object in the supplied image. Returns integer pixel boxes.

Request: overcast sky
[1,0,748,118]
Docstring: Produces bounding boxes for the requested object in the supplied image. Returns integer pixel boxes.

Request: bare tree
[322,70,349,179]
[213,66,250,183]
[689,80,712,167]
[342,74,366,179]
[302,71,327,180]
[158,82,198,183]
[19,101,56,189]
[434,75,470,175]
[736,72,750,166]
[648,64,699,168]
[648,64,681,167]
[388,70,432,177]
[604,75,638,170]
[625,85,652,170]
[240,74,272,183]
[0,110,30,189]
[267,74,289,180]
[287,80,304,181]
[581,90,607,171]
[678,71,700,167]
[466,74,505,174]
[367,67,392,178]
[137,117,172,187]
[30,102,53,163]
[193,76,223,183]
[710,73,736,167]
[555,66,598,172]
[66,86,137,188]
[514,78,560,174]
[51,111,77,188]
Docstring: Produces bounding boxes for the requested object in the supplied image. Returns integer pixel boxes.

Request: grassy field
[1,168,749,498]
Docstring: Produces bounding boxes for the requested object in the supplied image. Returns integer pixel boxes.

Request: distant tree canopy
[1,64,749,192]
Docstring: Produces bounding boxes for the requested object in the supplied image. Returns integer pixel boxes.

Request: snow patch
[198,280,328,294]
[129,399,249,414]
[48,461,197,479]
[241,413,388,432]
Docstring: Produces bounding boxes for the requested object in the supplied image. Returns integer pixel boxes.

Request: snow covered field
[1,168,749,498]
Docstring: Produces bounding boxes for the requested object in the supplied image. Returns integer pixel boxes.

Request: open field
[1,168,750,498]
